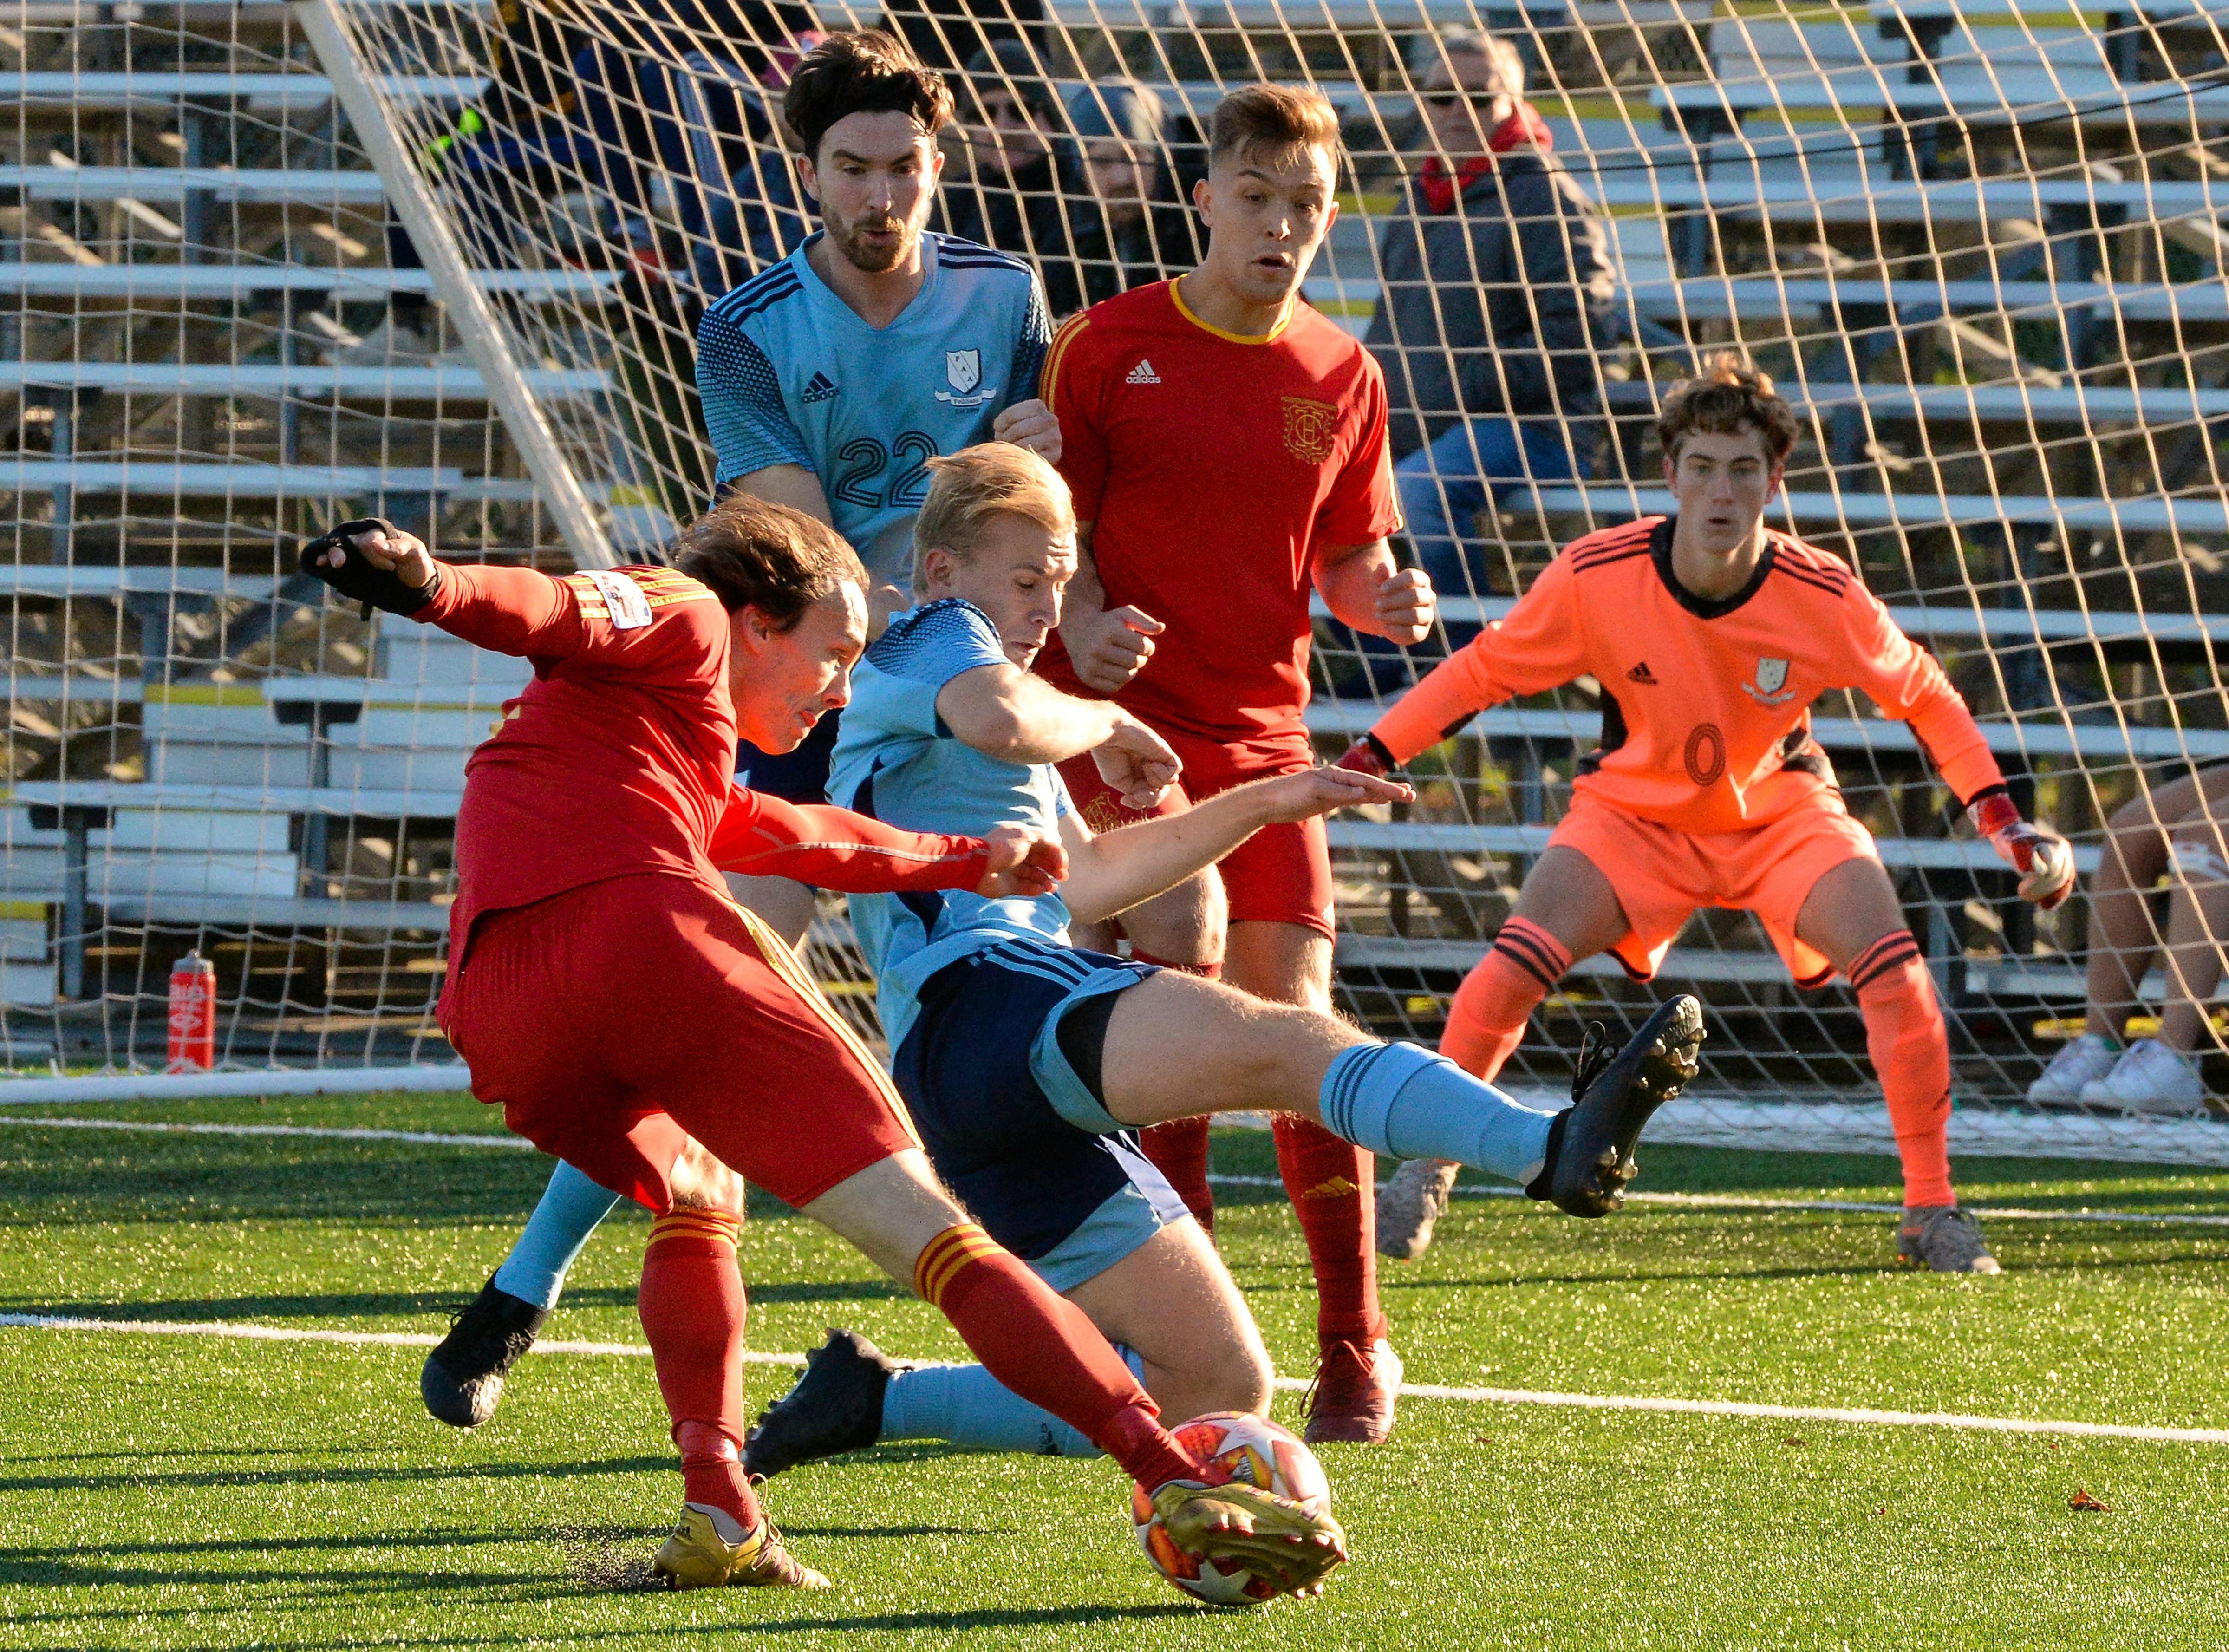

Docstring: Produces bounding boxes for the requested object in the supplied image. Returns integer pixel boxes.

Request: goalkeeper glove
[1969,790,2076,909]
[300,517,440,620]
[1334,733,1395,780]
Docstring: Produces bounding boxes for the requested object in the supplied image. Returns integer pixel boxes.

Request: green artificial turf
[2,1091,2227,1649]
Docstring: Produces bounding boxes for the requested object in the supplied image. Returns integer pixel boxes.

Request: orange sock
[1130,951,1222,1231]
[1442,917,1568,1079]
[638,1208,761,1533]
[1849,934,1955,1208]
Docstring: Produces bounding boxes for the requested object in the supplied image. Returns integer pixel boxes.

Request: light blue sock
[1318,1041,1558,1184]
[879,1345,1149,1458]
[491,1161,623,1311]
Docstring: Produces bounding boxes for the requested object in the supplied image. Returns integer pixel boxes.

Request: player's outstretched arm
[936,661,1179,808]
[1062,766,1412,925]
[300,517,585,657]
[1838,585,2074,908]
[1343,555,1586,771]
[709,791,1066,898]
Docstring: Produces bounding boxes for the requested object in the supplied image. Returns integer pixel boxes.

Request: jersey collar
[1649,516,1780,619]
[1169,275,1293,345]
[795,228,943,333]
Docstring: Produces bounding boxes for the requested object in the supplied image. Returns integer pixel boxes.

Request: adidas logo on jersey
[802,371,839,404]
[1626,661,1658,684]
[1125,359,1161,385]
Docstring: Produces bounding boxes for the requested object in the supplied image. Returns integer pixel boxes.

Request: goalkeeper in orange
[1341,356,2075,1273]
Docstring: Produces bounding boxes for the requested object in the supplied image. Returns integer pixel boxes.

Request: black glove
[299,517,440,620]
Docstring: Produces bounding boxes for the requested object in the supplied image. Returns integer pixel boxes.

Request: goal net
[3,0,2227,1165]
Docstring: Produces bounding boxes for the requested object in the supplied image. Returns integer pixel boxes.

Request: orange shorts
[439,872,919,1214]
[1549,791,1879,989]
[1057,726,1333,939]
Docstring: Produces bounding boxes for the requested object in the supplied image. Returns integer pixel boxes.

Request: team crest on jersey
[936,349,991,408]
[1080,794,1130,836]
[1742,656,1797,705]
[1280,396,1338,464]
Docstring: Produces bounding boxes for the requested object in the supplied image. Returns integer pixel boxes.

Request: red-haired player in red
[1034,85,1432,1443]
[298,498,1346,1597]
[1341,356,2075,1273]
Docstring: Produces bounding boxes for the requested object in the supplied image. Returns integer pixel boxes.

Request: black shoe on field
[1530,995,1706,1218]
[744,1328,897,1479]
[421,1275,549,1428]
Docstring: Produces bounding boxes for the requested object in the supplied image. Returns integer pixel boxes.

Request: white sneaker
[2078,1038,2209,1117]
[2027,1032,2120,1105]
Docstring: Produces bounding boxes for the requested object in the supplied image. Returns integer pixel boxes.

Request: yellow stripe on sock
[650,1209,739,1247]
[912,1223,1004,1306]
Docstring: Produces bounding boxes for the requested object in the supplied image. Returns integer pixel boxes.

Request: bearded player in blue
[417,30,1064,1429]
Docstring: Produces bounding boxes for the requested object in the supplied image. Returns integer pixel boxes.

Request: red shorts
[1058,726,1333,938]
[438,872,918,1213]
[1549,792,1879,988]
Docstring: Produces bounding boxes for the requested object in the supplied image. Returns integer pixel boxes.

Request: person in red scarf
[1362,32,1617,646]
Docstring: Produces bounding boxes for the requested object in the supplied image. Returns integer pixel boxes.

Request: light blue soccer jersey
[828,598,1075,1050]
[695,232,1053,585]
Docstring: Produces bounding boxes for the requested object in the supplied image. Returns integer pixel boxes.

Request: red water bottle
[167,951,216,1072]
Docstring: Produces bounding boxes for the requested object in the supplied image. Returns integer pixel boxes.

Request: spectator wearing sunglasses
[1365,31,1616,638]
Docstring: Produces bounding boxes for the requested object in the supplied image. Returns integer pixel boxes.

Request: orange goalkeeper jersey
[1369,517,2005,835]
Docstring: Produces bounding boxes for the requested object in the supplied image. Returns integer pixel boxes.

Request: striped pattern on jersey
[1038,309,1092,403]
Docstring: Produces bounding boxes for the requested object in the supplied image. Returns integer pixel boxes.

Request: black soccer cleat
[744,1328,898,1479]
[1531,995,1706,1218]
[420,1275,549,1428]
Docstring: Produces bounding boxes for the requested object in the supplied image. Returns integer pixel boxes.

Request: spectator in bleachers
[1043,78,1197,317]
[939,40,1070,269]
[1365,31,1616,620]
[2027,765,2228,1115]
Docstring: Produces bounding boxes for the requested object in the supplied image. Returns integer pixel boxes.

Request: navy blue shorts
[893,939,1188,1289]
[736,708,838,804]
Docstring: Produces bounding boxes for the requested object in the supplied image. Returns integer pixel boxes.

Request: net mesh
[3,0,2228,1159]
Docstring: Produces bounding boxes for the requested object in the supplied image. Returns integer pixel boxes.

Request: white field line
[6,1311,2227,1447]
[7,1114,2227,1227]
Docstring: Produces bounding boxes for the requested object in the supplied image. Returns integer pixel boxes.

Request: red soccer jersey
[421,564,993,950]
[1034,279,1403,742]
[1369,517,2006,836]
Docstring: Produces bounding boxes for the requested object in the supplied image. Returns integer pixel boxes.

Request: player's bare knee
[2169,823,2229,889]
[1123,872,1226,967]
[667,1139,744,1215]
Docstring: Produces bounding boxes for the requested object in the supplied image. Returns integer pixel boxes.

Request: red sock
[914,1223,1196,1489]
[1130,951,1222,1231]
[1849,934,1955,1208]
[1442,917,1566,1079]
[1273,1114,1384,1348]
[639,1208,762,1533]
[1139,1117,1214,1231]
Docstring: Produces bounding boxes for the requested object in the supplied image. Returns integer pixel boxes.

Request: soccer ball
[1128,1411,1334,1606]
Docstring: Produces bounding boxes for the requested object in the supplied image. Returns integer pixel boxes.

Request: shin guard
[1272,1114,1384,1347]
[1850,934,1955,1208]
[639,1208,761,1531]
[1443,918,1568,1079]
[912,1223,1195,1491]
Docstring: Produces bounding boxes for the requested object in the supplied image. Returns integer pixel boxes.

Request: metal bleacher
[0,0,2222,1087]
[0,1,570,1055]
[1281,0,2229,1068]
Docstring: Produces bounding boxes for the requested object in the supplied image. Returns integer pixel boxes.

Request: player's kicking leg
[1091,968,1703,1210]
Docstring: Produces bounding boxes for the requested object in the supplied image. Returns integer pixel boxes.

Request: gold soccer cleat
[652,1504,831,1590]
[1150,1478,1349,1596]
